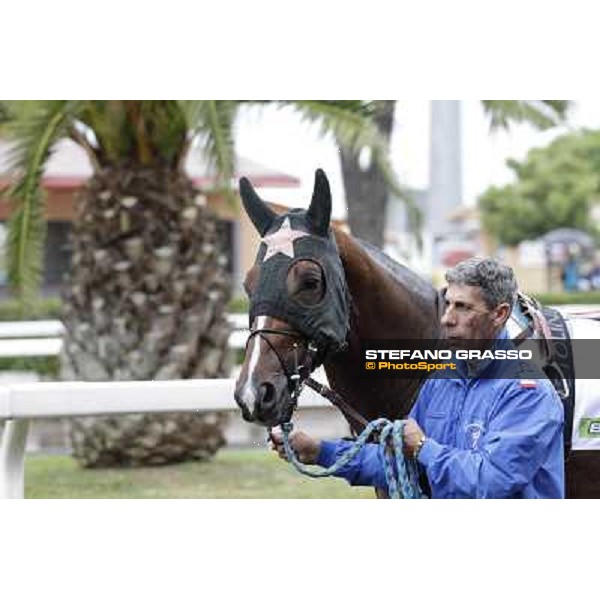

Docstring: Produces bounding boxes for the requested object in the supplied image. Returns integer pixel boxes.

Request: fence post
[0,419,30,499]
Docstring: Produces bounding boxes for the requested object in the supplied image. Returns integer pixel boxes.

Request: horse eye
[286,262,325,304]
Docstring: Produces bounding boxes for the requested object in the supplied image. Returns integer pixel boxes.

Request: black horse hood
[240,170,350,358]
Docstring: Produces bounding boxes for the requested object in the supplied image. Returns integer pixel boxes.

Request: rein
[280,419,425,499]
[304,378,370,431]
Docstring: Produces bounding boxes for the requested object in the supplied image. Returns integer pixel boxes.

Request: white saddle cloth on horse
[567,318,600,451]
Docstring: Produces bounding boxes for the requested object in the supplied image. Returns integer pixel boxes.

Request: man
[270,257,565,498]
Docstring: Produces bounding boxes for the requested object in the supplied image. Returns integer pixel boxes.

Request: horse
[233,168,600,499]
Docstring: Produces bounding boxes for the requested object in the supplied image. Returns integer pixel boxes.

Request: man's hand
[269,427,321,465]
[402,419,426,459]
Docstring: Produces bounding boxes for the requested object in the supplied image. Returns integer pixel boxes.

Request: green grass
[531,290,600,305]
[25,448,374,499]
[228,295,249,313]
[0,297,62,320]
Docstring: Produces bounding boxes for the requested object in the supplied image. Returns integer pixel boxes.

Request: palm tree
[481,100,571,130]
[0,100,398,467]
[339,101,403,248]
[340,100,572,248]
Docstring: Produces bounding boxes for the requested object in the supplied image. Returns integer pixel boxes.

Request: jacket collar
[459,328,510,379]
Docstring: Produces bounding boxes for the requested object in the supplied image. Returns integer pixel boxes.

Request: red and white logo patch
[520,379,538,388]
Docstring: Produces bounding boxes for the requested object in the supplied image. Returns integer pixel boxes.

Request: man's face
[441,283,507,348]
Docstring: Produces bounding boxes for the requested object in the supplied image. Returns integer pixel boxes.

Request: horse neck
[317,230,441,424]
[335,230,440,342]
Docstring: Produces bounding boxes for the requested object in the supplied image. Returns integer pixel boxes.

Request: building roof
[0,138,300,190]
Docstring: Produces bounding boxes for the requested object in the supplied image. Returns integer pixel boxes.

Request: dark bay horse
[234,169,600,498]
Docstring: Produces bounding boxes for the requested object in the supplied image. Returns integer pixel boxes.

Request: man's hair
[445,257,517,309]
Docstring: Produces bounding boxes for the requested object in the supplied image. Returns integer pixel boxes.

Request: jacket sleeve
[417,381,564,498]
[316,439,389,489]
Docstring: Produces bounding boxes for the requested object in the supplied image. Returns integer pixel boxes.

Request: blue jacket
[316,332,565,498]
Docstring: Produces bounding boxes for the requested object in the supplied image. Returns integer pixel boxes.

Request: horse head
[234,169,350,426]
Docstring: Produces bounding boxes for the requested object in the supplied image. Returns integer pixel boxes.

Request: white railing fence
[0,377,337,499]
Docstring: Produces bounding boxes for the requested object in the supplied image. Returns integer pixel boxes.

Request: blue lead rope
[280,419,427,499]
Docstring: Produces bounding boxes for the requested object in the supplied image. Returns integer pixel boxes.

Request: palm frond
[141,101,188,165]
[76,101,131,162]
[177,100,206,132]
[482,100,571,131]
[2,100,76,307]
[0,101,10,134]
[75,101,189,166]
[185,101,238,191]
[284,100,379,149]
[289,100,423,242]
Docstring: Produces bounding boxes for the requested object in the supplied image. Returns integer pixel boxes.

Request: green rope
[280,419,427,499]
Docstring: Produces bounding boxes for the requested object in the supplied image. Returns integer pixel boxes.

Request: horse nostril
[260,382,276,408]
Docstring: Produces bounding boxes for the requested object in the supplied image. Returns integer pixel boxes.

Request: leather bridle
[245,326,320,422]
[245,324,370,431]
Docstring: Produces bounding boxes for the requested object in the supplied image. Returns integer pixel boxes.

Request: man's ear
[493,303,511,328]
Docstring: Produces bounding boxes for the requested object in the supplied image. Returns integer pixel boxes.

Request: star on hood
[261,217,310,261]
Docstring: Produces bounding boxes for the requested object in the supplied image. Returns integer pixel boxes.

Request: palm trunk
[62,162,231,467]
[339,100,396,248]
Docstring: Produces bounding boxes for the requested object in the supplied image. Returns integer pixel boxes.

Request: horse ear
[307,169,332,237]
[239,177,277,236]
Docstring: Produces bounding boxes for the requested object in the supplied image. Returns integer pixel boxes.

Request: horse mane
[333,227,439,315]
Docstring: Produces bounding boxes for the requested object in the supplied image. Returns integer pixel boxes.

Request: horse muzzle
[234,377,290,427]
